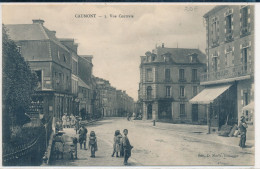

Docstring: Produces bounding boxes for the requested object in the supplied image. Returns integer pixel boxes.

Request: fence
[2,117,53,166]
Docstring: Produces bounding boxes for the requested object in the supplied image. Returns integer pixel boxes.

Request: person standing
[62,114,67,128]
[122,129,133,165]
[70,114,76,128]
[75,118,80,134]
[79,125,88,150]
[239,116,248,148]
[89,131,98,158]
[112,130,122,157]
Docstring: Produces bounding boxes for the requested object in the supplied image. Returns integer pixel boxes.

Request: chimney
[162,43,164,48]
[32,19,45,25]
[51,31,56,36]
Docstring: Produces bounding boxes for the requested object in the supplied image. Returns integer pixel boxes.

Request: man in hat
[239,116,248,148]
[79,124,88,149]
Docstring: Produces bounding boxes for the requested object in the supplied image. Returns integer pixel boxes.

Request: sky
[2,4,215,101]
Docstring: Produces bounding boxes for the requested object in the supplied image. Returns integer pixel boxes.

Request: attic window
[17,46,21,54]
[190,55,197,63]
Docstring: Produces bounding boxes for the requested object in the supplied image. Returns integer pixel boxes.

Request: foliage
[2,25,38,142]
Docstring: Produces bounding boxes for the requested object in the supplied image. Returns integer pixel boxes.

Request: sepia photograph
[1,3,255,166]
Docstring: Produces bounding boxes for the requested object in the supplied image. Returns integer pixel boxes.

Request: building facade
[6,20,73,121]
[60,38,80,116]
[95,77,134,117]
[78,55,94,118]
[139,44,207,123]
[191,5,254,131]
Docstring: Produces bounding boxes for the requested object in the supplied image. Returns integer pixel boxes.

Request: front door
[192,104,198,122]
[147,104,152,119]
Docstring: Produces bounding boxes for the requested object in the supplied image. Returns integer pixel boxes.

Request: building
[6,19,73,121]
[78,55,94,118]
[138,44,207,123]
[190,5,254,131]
[59,38,80,116]
[95,77,134,117]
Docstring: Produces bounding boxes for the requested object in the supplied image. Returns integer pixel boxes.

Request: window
[17,46,21,54]
[165,69,171,81]
[146,69,153,82]
[192,69,198,81]
[241,6,248,28]
[166,86,171,97]
[180,104,185,117]
[213,57,218,72]
[242,48,248,72]
[226,15,232,34]
[180,86,185,97]
[179,69,185,81]
[35,70,42,89]
[226,51,234,67]
[147,86,152,99]
[212,19,217,42]
[193,86,198,96]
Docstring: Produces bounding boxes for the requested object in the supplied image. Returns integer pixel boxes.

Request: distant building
[191,5,254,131]
[6,19,73,120]
[139,44,207,123]
[95,77,134,117]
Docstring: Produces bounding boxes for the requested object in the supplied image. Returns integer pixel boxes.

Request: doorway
[192,104,198,122]
[147,104,152,119]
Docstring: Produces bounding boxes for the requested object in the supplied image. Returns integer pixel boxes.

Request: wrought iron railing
[201,62,254,83]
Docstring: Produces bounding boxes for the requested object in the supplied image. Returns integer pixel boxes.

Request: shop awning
[189,84,232,104]
[242,102,254,111]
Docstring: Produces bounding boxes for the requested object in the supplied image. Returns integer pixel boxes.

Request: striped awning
[190,84,232,104]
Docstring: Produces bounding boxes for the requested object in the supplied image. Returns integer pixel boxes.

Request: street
[51,118,254,166]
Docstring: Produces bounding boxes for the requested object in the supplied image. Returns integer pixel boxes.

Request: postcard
[1,3,257,167]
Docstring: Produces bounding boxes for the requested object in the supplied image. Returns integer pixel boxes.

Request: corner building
[191,5,254,131]
[139,44,207,123]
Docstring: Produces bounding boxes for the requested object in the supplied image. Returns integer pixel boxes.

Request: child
[112,130,122,157]
[89,131,98,158]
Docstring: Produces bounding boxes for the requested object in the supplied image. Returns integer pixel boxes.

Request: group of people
[112,129,133,165]
[76,125,98,158]
[62,114,77,128]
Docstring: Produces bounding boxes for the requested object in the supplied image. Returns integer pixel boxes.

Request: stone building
[6,19,73,120]
[59,38,80,116]
[78,55,94,118]
[139,44,207,123]
[191,5,254,131]
[95,77,134,117]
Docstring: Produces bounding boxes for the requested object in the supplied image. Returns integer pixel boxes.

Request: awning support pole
[207,104,211,134]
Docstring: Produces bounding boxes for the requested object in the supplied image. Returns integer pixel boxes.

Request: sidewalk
[133,120,254,151]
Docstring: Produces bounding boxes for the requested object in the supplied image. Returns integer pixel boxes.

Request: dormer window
[17,46,21,54]
[190,54,198,63]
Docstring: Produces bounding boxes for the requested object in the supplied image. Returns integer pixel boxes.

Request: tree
[2,25,38,142]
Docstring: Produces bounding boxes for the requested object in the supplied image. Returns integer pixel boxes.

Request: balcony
[201,62,254,84]
[241,25,251,37]
[225,30,233,42]
[179,78,186,83]
[211,37,219,48]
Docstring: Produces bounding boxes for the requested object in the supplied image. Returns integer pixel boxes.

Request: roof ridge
[38,24,49,40]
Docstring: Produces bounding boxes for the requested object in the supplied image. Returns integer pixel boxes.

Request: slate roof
[155,47,207,64]
[5,23,69,52]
